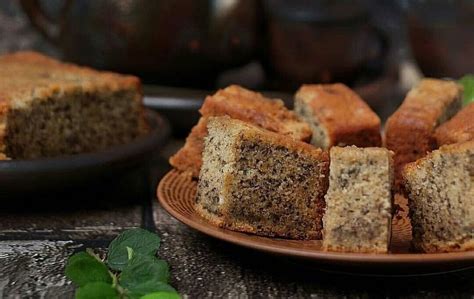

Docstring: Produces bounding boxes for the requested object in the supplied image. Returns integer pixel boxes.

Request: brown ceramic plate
[157,170,474,270]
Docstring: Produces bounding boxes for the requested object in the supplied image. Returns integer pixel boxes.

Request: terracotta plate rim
[157,170,474,265]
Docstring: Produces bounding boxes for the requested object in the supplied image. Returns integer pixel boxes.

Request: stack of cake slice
[169,85,311,177]
[170,80,473,254]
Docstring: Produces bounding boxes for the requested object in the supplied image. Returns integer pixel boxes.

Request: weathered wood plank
[0,240,76,298]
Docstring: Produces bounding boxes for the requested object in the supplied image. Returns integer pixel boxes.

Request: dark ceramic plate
[0,109,169,196]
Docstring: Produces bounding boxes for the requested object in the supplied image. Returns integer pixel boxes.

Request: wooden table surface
[0,140,473,299]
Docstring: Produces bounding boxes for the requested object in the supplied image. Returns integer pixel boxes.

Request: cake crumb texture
[196,116,328,239]
[322,146,393,253]
[403,141,474,253]
[0,51,147,158]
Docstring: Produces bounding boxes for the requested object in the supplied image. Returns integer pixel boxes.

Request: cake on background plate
[322,146,393,253]
[0,51,147,159]
[196,116,328,240]
[403,141,474,253]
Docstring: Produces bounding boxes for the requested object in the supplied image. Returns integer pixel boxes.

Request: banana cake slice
[322,146,394,253]
[385,78,463,188]
[403,141,474,253]
[434,103,474,146]
[294,83,382,149]
[0,51,147,158]
[196,116,328,239]
[170,85,311,177]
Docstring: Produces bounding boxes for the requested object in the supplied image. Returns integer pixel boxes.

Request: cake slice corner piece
[196,116,329,239]
[403,140,474,253]
[322,146,394,253]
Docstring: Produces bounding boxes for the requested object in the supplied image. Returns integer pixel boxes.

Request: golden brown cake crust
[434,103,474,146]
[0,51,141,102]
[200,85,311,141]
[403,140,474,172]
[0,51,146,156]
[169,117,208,177]
[385,78,463,188]
[295,83,381,148]
[170,85,312,177]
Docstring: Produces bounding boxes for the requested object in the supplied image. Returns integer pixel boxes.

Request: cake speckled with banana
[196,116,328,239]
[169,85,311,177]
[294,83,381,149]
[403,141,474,253]
[322,146,394,253]
[0,51,147,159]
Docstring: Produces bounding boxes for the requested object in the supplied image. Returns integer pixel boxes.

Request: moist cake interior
[5,89,143,159]
[405,145,474,252]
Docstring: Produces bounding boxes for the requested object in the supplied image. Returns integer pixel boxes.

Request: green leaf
[120,254,173,298]
[140,292,181,299]
[65,252,112,287]
[75,282,119,299]
[107,228,161,271]
[119,253,169,291]
[459,74,474,105]
[127,282,177,299]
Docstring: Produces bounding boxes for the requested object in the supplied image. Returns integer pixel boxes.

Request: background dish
[0,109,169,197]
[157,169,474,271]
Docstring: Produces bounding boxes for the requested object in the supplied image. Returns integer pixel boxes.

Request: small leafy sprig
[459,74,474,106]
[65,228,180,299]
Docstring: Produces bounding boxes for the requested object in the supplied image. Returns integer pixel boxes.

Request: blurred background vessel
[1,0,473,133]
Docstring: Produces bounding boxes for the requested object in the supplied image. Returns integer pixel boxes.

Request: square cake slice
[0,51,147,158]
[196,116,328,239]
[170,85,312,177]
[434,103,474,146]
[294,83,381,149]
[385,78,463,188]
[403,141,474,253]
[322,146,394,253]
